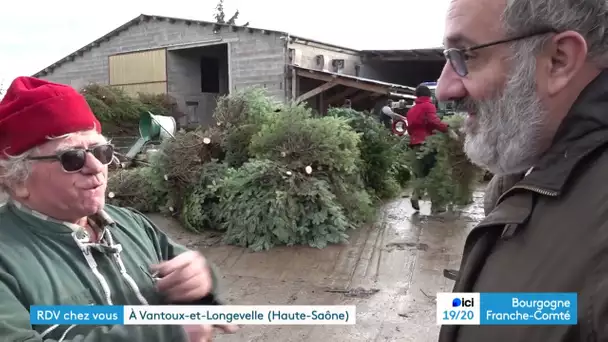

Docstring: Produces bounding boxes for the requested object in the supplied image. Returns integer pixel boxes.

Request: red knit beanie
[0,76,102,159]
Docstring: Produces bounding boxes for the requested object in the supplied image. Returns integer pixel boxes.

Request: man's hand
[183,324,239,342]
[448,129,460,141]
[151,251,213,302]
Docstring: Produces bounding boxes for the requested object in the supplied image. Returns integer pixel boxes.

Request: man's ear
[544,31,589,96]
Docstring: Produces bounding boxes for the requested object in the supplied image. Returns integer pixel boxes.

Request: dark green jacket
[439,70,608,341]
[0,201,220,341]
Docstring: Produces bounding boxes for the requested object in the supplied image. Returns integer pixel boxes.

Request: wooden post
[291,68,298,100]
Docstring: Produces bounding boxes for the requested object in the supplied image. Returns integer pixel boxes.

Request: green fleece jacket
[0,201,221,342]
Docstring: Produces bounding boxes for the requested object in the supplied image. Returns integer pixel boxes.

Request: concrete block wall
[166,50,210,126]
[167,51,201,94]
[36,17,288,117]
[231,36,287,99]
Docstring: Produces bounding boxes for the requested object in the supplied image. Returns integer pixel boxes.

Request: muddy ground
[147,190,484,342]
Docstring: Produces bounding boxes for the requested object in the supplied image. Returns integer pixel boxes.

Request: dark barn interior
[359,48,446,88]
[167,43,230,127]
[289,48,446,116]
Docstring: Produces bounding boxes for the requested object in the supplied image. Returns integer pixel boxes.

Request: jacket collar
[505,70,608,198]
[8,198,115,240]
[415,96,432,104]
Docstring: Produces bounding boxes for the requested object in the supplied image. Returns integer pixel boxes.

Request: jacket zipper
[496,184,559,205]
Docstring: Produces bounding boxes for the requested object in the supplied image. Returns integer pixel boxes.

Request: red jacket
[406,96,448,145]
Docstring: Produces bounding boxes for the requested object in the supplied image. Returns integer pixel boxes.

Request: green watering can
[124,111,176,161]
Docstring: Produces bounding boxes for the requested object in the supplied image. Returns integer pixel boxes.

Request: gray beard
[460,52,547,176]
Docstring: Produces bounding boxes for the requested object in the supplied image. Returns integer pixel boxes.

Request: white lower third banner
[30,305,357,325]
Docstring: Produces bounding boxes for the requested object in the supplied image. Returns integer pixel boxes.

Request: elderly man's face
[436,0,549,175]
[22,130,109,222]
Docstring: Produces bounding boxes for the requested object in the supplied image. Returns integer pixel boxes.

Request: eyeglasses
[443,29,557,77]
[27,144,115,173]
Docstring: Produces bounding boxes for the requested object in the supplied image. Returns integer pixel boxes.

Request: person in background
[0,76,237,342]
[436,0,608,340]
[405,84,449,211]
[380,99,407,129]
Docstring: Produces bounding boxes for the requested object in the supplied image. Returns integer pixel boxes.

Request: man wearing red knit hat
[0,77,236,342]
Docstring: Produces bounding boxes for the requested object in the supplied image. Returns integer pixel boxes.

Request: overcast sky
[0,0,450,91]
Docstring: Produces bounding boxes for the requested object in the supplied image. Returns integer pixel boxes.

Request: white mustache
[78,173,106,189]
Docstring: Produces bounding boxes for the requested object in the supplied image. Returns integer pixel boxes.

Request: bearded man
[0,77,236,341]
[435,0,608,340]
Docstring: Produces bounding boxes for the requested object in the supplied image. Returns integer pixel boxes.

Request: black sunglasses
[443,29,557,77]
[27,144,115,173]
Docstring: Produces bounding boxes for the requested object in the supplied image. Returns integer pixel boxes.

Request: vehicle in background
[390,98,414,111]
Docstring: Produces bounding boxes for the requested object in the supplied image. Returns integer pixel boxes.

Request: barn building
[33,14,445,126]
